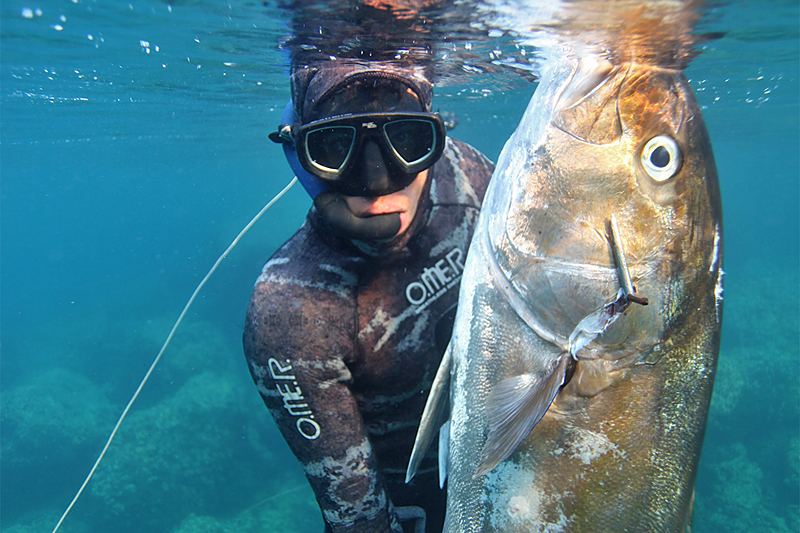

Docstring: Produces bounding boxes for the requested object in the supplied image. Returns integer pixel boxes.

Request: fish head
[494,57,723,364]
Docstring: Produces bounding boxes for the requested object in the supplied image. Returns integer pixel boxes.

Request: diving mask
[270,111,446,197]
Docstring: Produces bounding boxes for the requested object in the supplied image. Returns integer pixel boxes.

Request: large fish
[406,53,723,532]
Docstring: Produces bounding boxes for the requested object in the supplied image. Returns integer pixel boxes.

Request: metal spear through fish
[406,3,724,531]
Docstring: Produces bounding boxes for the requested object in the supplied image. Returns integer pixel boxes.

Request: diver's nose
[358,140,392,195]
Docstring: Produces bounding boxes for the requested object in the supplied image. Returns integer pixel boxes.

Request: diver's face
[308,81,430,236]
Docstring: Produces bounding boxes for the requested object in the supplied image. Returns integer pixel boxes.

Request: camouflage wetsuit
[243,137,493,532]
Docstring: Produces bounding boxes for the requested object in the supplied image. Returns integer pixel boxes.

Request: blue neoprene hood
[280,100,329,199]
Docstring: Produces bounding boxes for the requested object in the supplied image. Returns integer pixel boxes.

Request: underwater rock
[1,368,116,522]
[695,443,797,533]
[788,436,800,493]
[2,309,303,533]
[134,317,239,388]
[171,483,320,533]
[699,262,799,532]
[0,508,91,533]
[708,346,749,416]
[87,370,279,530]
[2,368,115,465]
[709,262,799,419]
[91,316,239,406]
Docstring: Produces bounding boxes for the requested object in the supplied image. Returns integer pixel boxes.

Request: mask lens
[384,119,435,165]
[305,125,356,172]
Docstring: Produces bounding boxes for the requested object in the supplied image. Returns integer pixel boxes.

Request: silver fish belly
[408,55,723,533]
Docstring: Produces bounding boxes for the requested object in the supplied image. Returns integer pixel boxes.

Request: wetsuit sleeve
[243,259,403,533]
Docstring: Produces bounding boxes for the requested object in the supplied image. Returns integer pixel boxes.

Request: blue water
[1,1,797,532]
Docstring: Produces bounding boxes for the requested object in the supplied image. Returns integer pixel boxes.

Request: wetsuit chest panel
[352,207,476,392]
[351,204,479,477]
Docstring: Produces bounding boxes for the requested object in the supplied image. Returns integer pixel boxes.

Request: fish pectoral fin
[568,289,627,356]
[406,343,452,484]
[474,357,568,478]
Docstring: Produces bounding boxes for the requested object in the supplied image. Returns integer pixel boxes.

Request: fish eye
[640,135,681,182]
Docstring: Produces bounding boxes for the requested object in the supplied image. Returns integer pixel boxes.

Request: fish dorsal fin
[474,357,568,477]
[406,343,452,484]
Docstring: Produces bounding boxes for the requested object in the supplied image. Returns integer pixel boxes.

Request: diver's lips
[355,206,408,232]
[359,207,403,217]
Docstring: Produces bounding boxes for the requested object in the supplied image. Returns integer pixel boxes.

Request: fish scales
[408,54,722,532]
